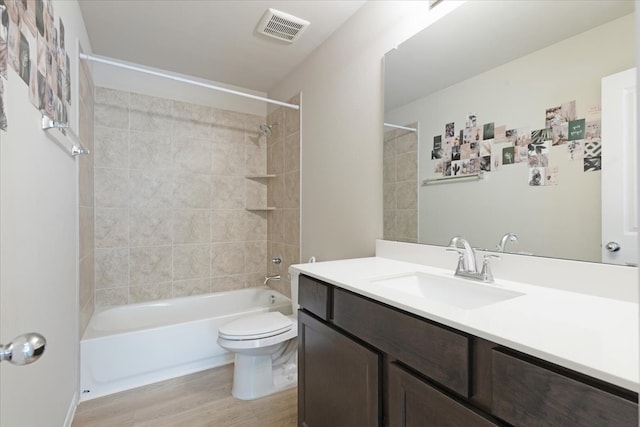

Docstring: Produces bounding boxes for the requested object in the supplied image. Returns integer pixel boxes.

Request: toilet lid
[218,312,293,340]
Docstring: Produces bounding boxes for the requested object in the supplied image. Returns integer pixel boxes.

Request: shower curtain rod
[383,123,417,132]
[79,53,300,111]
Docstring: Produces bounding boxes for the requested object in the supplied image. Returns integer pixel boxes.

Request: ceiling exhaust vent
[257,8,310,43]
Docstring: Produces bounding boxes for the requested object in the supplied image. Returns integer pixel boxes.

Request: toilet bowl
[217,279,299,400]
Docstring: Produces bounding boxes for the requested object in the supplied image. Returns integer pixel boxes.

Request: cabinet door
[298,310,380,427]
[389,363,499,427]
[492,350,638,427]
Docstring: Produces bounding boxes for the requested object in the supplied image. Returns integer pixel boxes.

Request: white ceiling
[78,0,366,92]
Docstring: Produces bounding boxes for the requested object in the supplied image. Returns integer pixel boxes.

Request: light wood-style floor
[72,364,297,427]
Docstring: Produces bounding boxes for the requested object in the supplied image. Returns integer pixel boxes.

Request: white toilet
[217,277,299,400]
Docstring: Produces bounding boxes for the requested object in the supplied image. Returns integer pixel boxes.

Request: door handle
[605,241,621,252]
[0,333,46,365]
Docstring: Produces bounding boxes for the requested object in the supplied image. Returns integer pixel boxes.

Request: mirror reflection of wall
[384,1,635,264]
[383,123,418,243]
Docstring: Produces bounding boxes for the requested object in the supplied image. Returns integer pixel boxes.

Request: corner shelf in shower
[245,207,277,211]
[245,174,277,179]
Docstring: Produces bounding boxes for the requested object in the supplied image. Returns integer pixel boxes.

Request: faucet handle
[480,254,500,282]
[446,248,465,273]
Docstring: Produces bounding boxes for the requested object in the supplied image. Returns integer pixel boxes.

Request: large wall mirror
[383,0,636,265]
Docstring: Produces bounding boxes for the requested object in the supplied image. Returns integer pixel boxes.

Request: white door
[0,96,79,424]
[601,68,637,266]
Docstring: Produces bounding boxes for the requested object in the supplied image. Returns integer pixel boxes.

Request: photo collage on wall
[431,100,601,187]
[0,0,71,132]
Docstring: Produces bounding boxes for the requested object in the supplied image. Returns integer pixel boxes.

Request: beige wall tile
[129,169,173,209]
[383,210,396,240]
[268,140,284,175]
[173,278,210,298]
[172,101,214,138]
[245,178,267,208]
[268,241,284,276]
[173,136,212,173]
[396,210,417,240]
[211,242,245,276]
[396,181,417,210]
[174,209,210,244]
[129,246,172,285]
[130,93,173,134]
[283,171,299,209]
[395,132,417,154]
[268,174,284,208]
[79,206,94,260]
[211,209,245,242]
[267,108,285,142]
[268,210,284,243]
[284,103,300,137]
[129,282,172,304]
[283,209,300,246]
[383,183,396,211]
[173,244,210,280]
[95,167,129,208]
[92,87,275,306]
[244,241,267,274]
[245,140,267,175]
[94,126,129,169]
[79,153,94,207]
[245,211,267,241]
[79,253,95,307]
[396,151,417,182]
[212,142,245,176]
[211,176,244,209]
[129,131,172,170]
[95,287,129,307]
[284,133,300,172]
[95,88,130,129]
[211,275,245,292]
[95,208,129,248]
[383,155,396,183]
[173,171,211,209]
[129,208,173,246]
[95,248,129,289]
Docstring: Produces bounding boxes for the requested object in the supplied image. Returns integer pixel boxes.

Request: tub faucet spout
[264,275,281,286]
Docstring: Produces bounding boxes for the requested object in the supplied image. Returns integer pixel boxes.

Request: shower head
[259,124,272,137]
[259,123,278,138]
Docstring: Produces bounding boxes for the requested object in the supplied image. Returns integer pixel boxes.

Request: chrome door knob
[0,333,46,365]
[605,242,621,252]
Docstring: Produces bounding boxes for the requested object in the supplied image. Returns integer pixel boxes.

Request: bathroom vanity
[291,243,638,427]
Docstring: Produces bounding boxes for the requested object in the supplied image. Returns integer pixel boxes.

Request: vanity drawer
[389,362,499,427]
[298,275,331,320]
[333,288,469,397]
[492,349,638,427]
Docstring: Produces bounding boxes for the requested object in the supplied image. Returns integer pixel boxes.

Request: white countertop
[290,256,639,392]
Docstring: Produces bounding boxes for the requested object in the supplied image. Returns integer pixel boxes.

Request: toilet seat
[219,312,293,341]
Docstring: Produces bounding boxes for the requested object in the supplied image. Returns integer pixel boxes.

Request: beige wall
[93,87,272,306]
[268,1,464,262]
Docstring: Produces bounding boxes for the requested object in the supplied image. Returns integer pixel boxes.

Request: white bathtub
[80,287,292,401]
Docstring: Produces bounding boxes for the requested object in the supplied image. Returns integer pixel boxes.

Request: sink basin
[369,272,524,310]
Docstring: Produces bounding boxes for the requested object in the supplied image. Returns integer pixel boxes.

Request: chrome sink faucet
[496,232,518,252]
[446,236,498,283]
[447,236,477,273]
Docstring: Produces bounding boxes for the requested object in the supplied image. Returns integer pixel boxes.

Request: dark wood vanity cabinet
[297,274,638,427]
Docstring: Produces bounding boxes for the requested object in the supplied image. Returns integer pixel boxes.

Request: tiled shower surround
[383,125,418,243]
[93,87,299,306]
[78,56,96,334]
[266,98,300,298]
